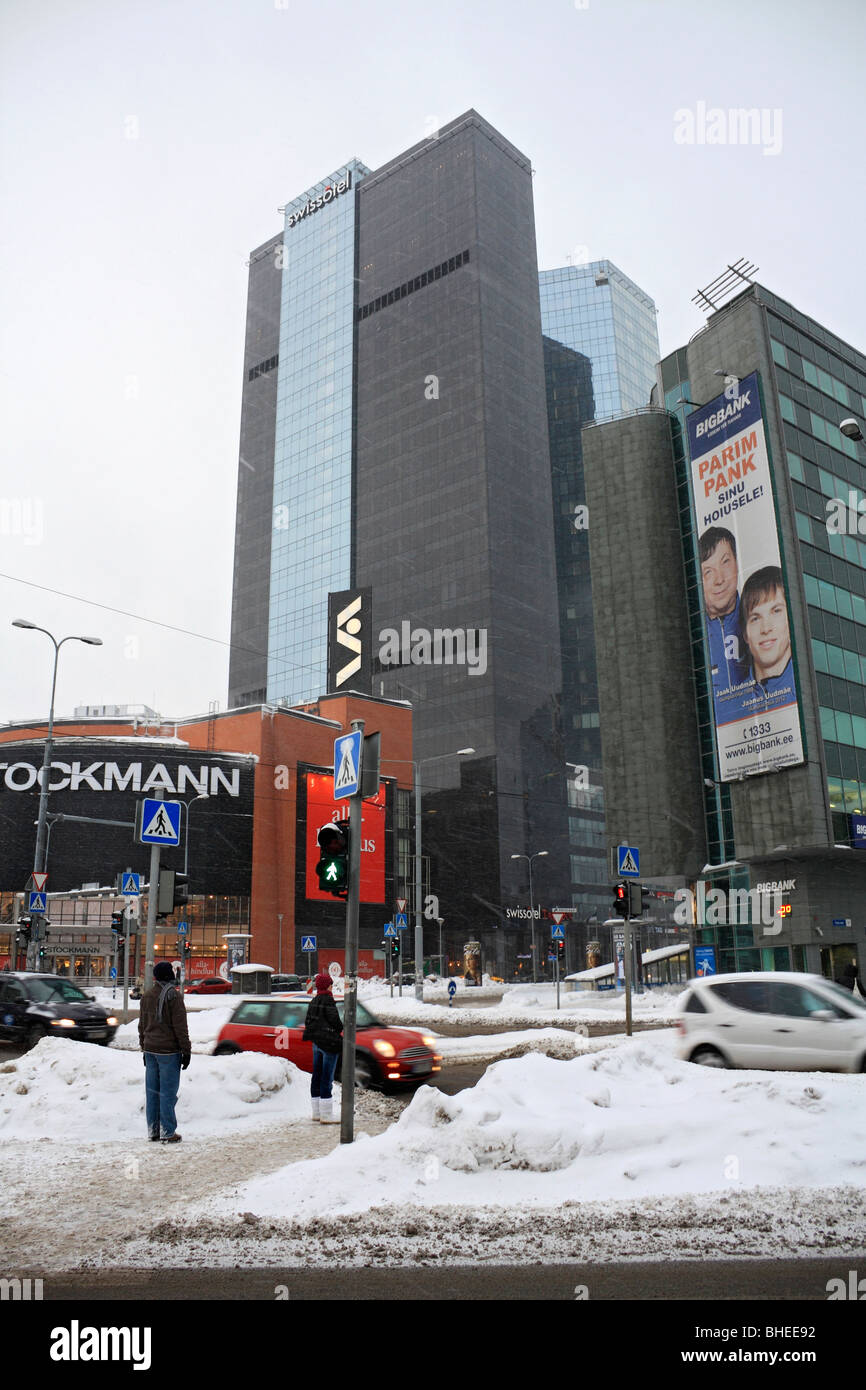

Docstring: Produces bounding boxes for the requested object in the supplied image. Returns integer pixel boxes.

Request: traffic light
[156,870,189,918]
[17,916,32,944]
[613,883,629,918]
[315,821,349,897]
[111,911,124,932]
[556,938,565,962]
[628,882,644,917]
[173,873,189,912]
[389,937,400,963]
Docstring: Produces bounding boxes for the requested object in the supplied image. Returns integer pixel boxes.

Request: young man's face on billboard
[744,586,791,680]
[701,540,738,619]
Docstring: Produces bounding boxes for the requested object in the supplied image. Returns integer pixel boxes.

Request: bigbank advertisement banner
[686,371,804,781]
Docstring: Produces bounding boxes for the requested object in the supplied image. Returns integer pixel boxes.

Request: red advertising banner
[304,772,386,903]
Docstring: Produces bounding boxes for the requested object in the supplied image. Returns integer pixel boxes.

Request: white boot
[319,1097,339,1124]
[311,1097,321,1122]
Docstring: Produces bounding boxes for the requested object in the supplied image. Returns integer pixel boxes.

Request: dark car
[214,997,441,1089]
[0,973,119,1051]
[270,974,304,991]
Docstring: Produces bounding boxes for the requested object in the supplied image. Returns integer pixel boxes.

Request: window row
[248,354,279,382]
[357,250,471,320]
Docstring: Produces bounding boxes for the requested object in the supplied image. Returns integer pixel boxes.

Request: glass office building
[229,113,571,974]
[539,261,659,416]
[268,161,369,705]
[585,281,866,980]
[540,262,660,929]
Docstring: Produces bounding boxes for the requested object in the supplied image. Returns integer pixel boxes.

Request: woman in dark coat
[303,972,343,1123]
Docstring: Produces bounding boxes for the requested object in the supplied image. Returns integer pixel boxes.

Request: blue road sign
[551,923,565,939]
[301,935,317,952]
[695,946,716,977]
[333,730,362,799]
[176,922,189,936]
[394,911,408,929]
[447,980,457,998]
[138,799,182,846]
[384,924,398,937]
[109,967,117,980]
[28,892,47,913]
[121,872,140,896]
[617,844,640,878]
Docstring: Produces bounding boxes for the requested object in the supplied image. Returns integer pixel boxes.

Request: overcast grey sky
[1,0,863,726]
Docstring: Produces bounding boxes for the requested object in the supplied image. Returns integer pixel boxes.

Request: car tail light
[675,1020,686,1036]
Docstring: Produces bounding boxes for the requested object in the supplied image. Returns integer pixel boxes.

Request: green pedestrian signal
[315,821,350,898]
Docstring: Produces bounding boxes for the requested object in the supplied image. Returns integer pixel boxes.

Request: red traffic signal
[613,883,629,918]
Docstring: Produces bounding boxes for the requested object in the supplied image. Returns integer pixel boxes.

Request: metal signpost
[552,920,565,1009]
[301,935,317,980]
[135,793,181,991]
[384,925,396,996]
[336,723,364,1145]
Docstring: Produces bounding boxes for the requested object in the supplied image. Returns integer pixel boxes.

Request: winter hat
[153,962,175,982]
[314,972,333,994]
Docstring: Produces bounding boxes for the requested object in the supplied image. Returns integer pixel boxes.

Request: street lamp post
[12,621,102,966]
[413,748,475,1001]
[182,793,209,876]
[510,850,548,983]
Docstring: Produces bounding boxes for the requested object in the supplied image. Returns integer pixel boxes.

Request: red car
[184,976,232,994]
[214,996,441,1089]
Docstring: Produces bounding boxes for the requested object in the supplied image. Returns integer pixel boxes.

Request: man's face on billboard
[744,586,791,680]
[701,540,738,619]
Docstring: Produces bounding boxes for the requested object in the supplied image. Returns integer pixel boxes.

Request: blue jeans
[311,1045,339,1100]
[144,1052,182,1137]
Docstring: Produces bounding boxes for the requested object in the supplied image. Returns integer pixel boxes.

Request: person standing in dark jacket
[138,960,191,1143]
[303,973,343,1124]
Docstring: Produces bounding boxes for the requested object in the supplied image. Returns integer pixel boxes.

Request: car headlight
[372,1040,396,1057]
[420,1034,437,1048]
[51,1019,77,1028]
[105,1017,118,1026]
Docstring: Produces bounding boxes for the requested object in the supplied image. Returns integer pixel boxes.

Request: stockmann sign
[287,171,352,229]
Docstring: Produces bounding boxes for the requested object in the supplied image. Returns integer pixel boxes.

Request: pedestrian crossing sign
[617,844,640,878]
[136,799,182,846]
[333,731,362,798]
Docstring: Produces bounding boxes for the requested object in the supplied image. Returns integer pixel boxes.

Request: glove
[181,1051,191,1071]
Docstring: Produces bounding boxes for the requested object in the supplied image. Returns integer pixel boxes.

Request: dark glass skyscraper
[229,112,569,973]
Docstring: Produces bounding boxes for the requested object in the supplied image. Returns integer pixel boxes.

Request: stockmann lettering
[287,171,352,229]
[0,761,241,796]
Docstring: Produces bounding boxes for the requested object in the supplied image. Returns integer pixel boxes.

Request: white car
[675,971,866,1073]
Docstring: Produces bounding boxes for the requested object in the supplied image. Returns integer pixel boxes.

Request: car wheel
[336,1054,377,1088]
[690,1045,729,1068]
[24,1024,47,1052]
[213,1043,242,1056]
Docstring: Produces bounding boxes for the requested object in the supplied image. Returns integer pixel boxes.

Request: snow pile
[0,1037,310,1140]
[193,1040,866,1222]
[110,1007,235,1052]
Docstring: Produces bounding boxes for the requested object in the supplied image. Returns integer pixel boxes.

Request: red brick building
[0,694,412,980]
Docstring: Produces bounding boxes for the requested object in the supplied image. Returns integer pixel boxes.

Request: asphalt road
[35,1257,862,1301]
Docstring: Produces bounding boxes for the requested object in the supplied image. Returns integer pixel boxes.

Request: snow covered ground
[360,978,683,1030]
[1,1030,864,1271]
